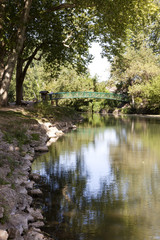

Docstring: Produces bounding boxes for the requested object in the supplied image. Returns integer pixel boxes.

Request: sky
[88,42,111,82]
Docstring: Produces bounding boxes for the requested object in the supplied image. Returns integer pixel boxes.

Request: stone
[27,208,43,221]
[17,194,33,211]
[29,173,40,181]
[0,165,11,179]
[24,228,44,240]
[0,230,8,240]
[43,122,52,128]
[0,207,4,218]
[29,221,44,228]
[23,155,33,162]
[46,138,58,147]
[35,146,48,152]
[24,181,34,190]
[47,130,57,139]
[21,164,31,172]
[30,189,42,196]
[0,187,17,214]
[9,213,33,235]
[8,228,24,240]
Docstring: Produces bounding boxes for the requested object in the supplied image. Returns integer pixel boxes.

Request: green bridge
[48,92,128,102]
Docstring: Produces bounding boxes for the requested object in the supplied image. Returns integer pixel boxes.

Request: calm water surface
[32,114,160,240]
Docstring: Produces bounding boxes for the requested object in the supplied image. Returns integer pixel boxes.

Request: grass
[31,133,40,141]
[7,156,19,171]
[0,177,9,185]
[28,102,80,121]
[0,204,9,224]
[2,126,30,147]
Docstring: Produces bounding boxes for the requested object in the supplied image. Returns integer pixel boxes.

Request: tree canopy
[0,0,158,106]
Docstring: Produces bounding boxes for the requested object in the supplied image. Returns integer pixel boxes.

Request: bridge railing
[48,92,129,102]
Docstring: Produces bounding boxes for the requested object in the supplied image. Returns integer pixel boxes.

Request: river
[32,114,160,240]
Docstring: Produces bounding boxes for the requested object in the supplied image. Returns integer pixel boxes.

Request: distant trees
[107,0,160,113]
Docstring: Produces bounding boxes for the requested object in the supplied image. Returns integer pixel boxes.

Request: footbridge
[48,92,128,102]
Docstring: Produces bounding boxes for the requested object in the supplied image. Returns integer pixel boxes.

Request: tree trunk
[16,79,24,105]
[16,56,24,105]
[0,51,17,106]
[0,0,32,107]
[16,45,41,105]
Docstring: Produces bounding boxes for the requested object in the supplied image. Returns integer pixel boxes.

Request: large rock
[47,127,63,139]
[46,138,58,147]
[23,155,33,162]
[9,213,33,235]
[35,146,48,152]
[0,230,8,240]
[17,194,33,211]
[0,165,11,179]
[0,187,17,214]
[29,221,44,228]
[29,173,40,181]
[24,228,44,240]
[27,208,43,221]
[24,181,34,190]
[30,189,42,196]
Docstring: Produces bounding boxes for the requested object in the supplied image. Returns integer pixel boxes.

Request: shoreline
[0,108,160,240]
[0,107,82,240]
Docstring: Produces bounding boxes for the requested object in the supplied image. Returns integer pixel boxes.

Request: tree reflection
[32,114,160,240]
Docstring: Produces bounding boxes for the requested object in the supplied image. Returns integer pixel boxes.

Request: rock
[47,126,63,138]
[17,194,33,211]
[23,155,33,162]
[46,138,58,146]
[27,208,43,221]
[29,173,40,181]
[30,189,42,196]
[29,221,44,228]
[47,130,57,138]
[0,207,4,218]
[0,230,8,240]
[35,146,48,152]
[9,213,33,235]
[21,164,31,172]
[24,181,35,190]
[0,165,11,178]
[24,228,44,240]
[8,228,24,240]
[0,187,17,214]
[29,148,35,157]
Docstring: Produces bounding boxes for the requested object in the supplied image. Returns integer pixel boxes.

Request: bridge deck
[48,92,128,102]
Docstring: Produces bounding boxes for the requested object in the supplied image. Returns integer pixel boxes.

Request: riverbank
[0,106,82,240]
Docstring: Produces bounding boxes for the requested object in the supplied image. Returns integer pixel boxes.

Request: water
[32,114,160,240]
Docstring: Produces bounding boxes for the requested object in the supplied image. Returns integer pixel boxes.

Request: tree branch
[43,3,76,13]
[22,45,41,78]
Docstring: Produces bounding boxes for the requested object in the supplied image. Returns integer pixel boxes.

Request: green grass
[0,178,9,185]
[31,133,40,141]
[0,204,9,224]
[2,127,30,147]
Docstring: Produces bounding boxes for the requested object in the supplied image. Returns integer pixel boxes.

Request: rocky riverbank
[0,107,81,240]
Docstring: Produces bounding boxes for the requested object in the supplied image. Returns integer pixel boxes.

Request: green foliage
[3,127,29,147]
[109,32,160,113]
[129,76,160,112]
[45,64,109,112]
[0,178,9,185]
[0,204,9,224]
[31,133,40,141]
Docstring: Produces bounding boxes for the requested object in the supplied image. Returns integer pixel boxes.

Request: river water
[32,114,160,240]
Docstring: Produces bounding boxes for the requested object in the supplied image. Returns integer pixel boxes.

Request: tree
[109,38,160,111]
[0,0,158,106]
[0,0,32,106]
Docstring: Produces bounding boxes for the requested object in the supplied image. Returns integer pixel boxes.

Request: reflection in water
[32,114,160,240]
